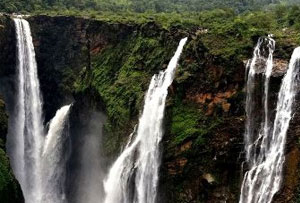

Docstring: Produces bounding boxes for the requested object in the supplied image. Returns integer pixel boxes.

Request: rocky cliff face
[0,14,299,203]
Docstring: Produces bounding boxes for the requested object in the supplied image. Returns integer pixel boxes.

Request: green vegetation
[89,35,175,128]
[1,0,299,14]
[28,5,300,63]
[68,5,300,157]
[43,6,300,55]
[75,34,177,155]
[171,102,206,146]
[193,7,300,60]
[170,99,223,146]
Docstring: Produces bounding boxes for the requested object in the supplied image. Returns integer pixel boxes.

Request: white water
[7,17,72,203]
[244,36,275,166]
[7,17,45,203]
[240,38,300,203]
[42,105,71,203]
[244,37,264,165]
[104,37,188,203]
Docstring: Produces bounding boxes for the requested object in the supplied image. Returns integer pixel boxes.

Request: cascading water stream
[240,37,300,203]
[7,17,45,203]
[104,37,188,203]
[42,105,71,203]
[261,36,275,160]
[244,36,275,165]
[244,37,264,165]
[7,17,72,203]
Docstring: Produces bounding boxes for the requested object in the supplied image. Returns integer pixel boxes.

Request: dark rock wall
[28,15,136,123]
[0,15,17,114]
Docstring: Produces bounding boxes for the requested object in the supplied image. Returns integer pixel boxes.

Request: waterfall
[7,17,45,203]
[42,105,71,203]
[104,37,188,203]
[240,38,300,203]
[244,36,275,166]
[7,17,72,203]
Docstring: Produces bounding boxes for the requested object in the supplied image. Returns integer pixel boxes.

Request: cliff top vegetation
[1,0,300,14]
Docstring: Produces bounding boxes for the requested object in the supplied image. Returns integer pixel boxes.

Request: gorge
[0,9,299,203]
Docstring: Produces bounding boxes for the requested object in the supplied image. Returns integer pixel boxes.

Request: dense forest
[1,0,300,13]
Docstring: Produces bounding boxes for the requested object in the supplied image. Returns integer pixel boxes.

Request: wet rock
[243,58,289,77]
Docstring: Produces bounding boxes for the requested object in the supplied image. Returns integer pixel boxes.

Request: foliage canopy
[1,0,300,13]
